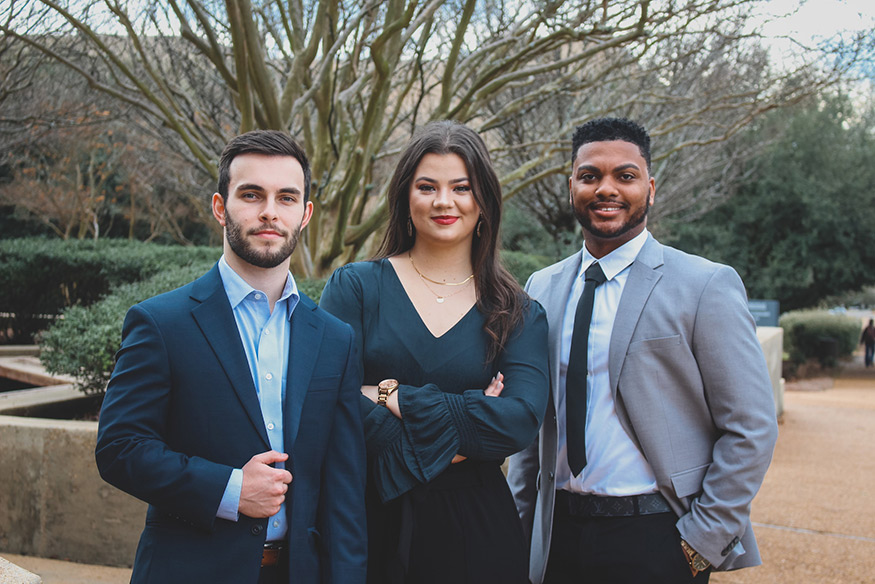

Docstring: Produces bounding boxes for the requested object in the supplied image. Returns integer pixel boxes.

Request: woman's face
[408,152,480,248]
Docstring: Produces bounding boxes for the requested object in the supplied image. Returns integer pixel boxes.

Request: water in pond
[0,376,33,392]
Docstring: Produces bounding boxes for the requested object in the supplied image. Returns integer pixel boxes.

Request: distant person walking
[861,319,875,367]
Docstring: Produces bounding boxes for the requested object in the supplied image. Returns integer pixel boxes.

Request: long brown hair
[374,120,526,362]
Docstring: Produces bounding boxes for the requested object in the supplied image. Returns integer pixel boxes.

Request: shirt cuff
[216,468,243,521]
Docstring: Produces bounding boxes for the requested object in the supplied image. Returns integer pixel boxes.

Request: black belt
[555,490,672,518]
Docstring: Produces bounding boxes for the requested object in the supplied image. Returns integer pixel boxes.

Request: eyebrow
[576,163,641,174]
[235,183,302,195]
[415,176,469,184]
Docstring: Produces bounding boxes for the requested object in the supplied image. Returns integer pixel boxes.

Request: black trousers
[257,561,288,584]
[544,500,711,584]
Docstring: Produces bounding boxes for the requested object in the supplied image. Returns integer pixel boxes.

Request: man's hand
[239,450,293,518]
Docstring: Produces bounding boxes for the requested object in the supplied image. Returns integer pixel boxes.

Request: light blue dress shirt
[215,256,298,542]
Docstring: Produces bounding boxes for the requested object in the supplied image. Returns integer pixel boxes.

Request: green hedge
[501,250,553,286]
[779,309,861,367]
[40,262,329,395]
[0,238,220,342]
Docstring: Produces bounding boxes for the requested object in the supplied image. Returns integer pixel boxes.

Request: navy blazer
[96,265,367,584]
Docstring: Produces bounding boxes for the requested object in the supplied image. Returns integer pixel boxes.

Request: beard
[225,209,302,269]
[573,196,650,240]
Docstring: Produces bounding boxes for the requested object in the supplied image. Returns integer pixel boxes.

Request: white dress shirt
[556,229,658,496]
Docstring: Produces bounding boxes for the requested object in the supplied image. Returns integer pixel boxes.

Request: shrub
[40,261,217,394]
[779,309,862,368]
[40,262,330,395]
[501,250,553,286]
[0,238,220,343]
[300,278,328,304]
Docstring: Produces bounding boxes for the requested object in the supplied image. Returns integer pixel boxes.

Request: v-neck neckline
[381,258,477,340]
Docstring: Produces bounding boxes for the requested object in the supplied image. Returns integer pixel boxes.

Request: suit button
[553,415,557,424]
[548,472,555,482]
[251,524,264,535]
[722,536,740,556]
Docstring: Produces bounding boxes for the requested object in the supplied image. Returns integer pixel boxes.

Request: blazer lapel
[190,266,271,450]
[285,295,324,450]
[545,253,581,407]
[608,236,664,398]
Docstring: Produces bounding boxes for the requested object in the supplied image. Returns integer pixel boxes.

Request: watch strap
[680,539,711,574]
[377,379,399,407]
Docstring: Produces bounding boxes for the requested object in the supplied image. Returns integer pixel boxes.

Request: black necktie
[566,262,607,477]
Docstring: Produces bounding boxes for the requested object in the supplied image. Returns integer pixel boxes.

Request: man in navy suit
[96,130,367,584]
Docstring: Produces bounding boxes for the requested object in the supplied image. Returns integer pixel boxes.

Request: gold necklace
[417,273,472,304]
[408,251,474,286]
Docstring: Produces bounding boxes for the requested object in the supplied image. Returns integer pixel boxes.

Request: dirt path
[712,355,875,584]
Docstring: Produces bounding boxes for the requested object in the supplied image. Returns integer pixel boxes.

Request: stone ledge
[0,385,83,416]
[0,356,73,388]
[0,346,40,358]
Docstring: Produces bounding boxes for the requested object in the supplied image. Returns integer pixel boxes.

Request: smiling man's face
[569,140,655,258]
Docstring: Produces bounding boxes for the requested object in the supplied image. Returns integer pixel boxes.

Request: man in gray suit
[507,117,778,584]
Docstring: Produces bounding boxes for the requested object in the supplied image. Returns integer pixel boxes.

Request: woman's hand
[484,371,504,396]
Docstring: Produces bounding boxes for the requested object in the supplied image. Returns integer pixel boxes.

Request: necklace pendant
[436,296,445,304]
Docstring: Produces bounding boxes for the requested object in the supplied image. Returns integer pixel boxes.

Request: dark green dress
[320,259,549,584]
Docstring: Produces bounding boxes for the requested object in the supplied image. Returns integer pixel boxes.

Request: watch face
[379,379,399,391]
[693,556,710,571]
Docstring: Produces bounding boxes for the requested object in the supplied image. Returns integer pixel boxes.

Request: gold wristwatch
[377,379,399,407]
[680,539,711,575]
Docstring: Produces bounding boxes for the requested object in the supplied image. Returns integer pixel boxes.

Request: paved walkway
[3,352,875,583]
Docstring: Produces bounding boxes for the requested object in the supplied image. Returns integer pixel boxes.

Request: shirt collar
[578,228,650,282]
[217,255,299,318]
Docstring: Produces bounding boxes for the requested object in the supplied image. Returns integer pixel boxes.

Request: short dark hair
[217,130,311,202]
[571,117,651,173]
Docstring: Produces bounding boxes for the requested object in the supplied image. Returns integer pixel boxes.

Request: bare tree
[1,0,865,274]
[493,13,866,241]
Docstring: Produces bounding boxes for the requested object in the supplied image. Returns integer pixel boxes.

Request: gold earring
[407,217,413,237]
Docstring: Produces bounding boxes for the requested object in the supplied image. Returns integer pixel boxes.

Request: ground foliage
[0,238,220,342]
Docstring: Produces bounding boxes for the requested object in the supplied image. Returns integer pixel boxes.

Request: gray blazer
[507,234,778,583]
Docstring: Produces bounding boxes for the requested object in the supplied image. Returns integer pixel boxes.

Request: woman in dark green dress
[320,121,549,584]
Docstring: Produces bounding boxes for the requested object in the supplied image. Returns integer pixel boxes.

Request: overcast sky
[758,0,873,52]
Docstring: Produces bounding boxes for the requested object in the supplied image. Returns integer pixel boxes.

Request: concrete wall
[757,326,785,418]
[0,415,144,567]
